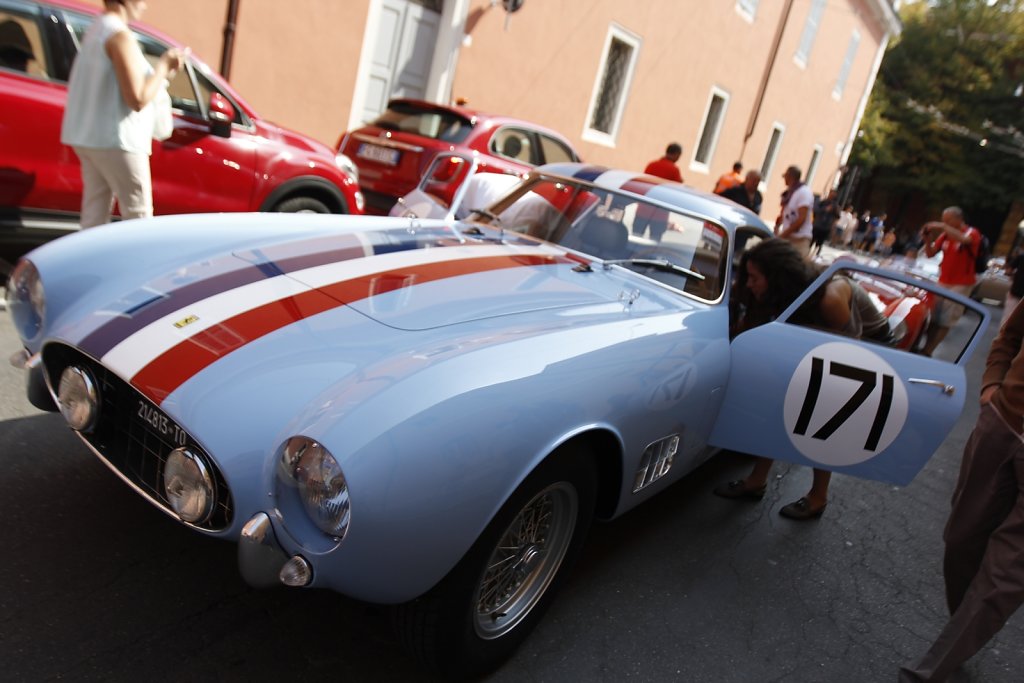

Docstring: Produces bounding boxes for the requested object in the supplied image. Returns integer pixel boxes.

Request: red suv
[338,98,580,214]
[0,0,363,273]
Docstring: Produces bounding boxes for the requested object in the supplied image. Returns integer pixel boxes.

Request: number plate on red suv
[357,143,400,166]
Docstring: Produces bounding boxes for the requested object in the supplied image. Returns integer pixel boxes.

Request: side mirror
[208,93,235,138]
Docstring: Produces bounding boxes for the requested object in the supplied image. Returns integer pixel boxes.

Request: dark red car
[338,98,580,214]
[0,0,363,273]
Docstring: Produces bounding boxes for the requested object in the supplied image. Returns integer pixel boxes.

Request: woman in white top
[61,0,186,228]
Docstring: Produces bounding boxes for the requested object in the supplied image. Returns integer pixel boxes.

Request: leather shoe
[779,497,826,520]
[712,479,766,501]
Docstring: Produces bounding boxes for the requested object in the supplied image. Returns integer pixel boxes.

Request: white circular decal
[783,342,908,467]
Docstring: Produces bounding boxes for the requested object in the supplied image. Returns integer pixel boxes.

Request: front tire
[273,196,330,213]
[393,445,597,678]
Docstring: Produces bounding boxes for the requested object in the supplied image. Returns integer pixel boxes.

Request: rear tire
[393,444,597,678]
[273,196,331,213]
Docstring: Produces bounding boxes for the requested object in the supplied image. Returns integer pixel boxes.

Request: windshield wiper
[574,258,705,281]
[466,208,501,224]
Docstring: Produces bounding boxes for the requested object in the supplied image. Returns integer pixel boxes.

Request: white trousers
[74,147,153,228]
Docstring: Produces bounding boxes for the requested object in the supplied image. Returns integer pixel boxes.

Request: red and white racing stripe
[101,244,572,403]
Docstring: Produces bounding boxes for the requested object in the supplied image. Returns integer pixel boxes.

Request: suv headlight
[280,437,351,540]
[6,259,45,339]
[335,153,359,185]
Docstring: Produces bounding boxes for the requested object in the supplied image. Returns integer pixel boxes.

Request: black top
[721,184,762,216]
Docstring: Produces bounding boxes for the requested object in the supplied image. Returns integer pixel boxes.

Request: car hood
[47,214,688,401]
[229,220,640,330]
[258,118,336,158]
[279,242,614,332]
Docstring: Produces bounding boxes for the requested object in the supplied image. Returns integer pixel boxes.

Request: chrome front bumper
[10,349,56,412]
[239,513,290,588]
[238,513,312,588]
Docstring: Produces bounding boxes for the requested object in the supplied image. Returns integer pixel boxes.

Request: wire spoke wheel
[393,445,595,678]
[473,481,578,639]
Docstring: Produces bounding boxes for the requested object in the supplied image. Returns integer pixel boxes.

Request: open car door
[388,152,479,219]
[709,262,989,486]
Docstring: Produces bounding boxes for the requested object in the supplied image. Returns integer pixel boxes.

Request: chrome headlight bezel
[6,259,46,340]
[56,365,99,432]
[163,447,216,524]
[279,436,351,540]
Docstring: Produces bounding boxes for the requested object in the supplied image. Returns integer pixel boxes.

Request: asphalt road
[1,302,1021,682]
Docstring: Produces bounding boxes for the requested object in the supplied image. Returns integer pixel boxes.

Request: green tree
[849,0,1024,216]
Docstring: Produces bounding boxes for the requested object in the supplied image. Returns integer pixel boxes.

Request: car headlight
[335,152,359,184]
[163,447,216,524]
[280,437,351,540]
[57,365,99,432]
[6,259,45,339]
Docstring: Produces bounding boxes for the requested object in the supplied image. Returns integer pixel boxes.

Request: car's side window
[133,33,204,117]
[63,9,89,49]
[731,228,766,273]
[0,9,51,78]
[191,67,245,125]
[538,134,576,164]
[780,266,983,363]
[491,128,533,164]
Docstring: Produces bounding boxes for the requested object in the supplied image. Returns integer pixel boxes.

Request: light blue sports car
[6,163,988,676]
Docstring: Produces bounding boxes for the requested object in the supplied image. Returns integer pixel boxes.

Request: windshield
[467,174,729,301]
[372,102,474,143]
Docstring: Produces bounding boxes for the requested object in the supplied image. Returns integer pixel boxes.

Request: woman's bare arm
[818,278,852,331]
[106,30,183,111]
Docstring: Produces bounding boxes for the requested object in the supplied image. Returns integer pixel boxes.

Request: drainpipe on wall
[740,0,795,160]
[220,0,241,80]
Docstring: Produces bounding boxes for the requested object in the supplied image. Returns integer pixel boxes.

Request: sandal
[779,497,826,520]
[712,479,766,501]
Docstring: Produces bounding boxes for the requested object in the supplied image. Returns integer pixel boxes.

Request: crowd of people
[642,145,917,262]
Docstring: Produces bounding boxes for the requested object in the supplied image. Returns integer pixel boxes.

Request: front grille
[42,343,233,531]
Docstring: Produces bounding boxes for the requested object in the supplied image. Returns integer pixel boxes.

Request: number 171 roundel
[783,342,909,467]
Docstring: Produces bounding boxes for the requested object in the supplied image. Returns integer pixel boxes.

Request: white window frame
[690,87,730,174]
[807,144,823,187]
[833,29,861,100]
[736,0,759,22]
[760,122,786,187]
[582,24,642,147]
[794,0,826,68]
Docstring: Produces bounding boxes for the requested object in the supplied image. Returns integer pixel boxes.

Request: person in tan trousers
[899,301,1024,681]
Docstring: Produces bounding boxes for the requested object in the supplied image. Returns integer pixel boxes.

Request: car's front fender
[255,308,721,603]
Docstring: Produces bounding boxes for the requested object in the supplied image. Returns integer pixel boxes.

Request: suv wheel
[273,197,330,213]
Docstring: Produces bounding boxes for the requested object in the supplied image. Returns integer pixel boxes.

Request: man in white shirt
[774,165,814,257]
[835,204,857,246]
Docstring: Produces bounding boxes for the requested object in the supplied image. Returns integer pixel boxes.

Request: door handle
[908,378,955,395]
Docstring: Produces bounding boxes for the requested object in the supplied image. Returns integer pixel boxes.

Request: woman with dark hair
[729,237,816,334]
[715,238,894,519]
[60,0,186,228]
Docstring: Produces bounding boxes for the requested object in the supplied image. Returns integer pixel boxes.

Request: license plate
[357,142,401,166]
[137,399,189,447]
